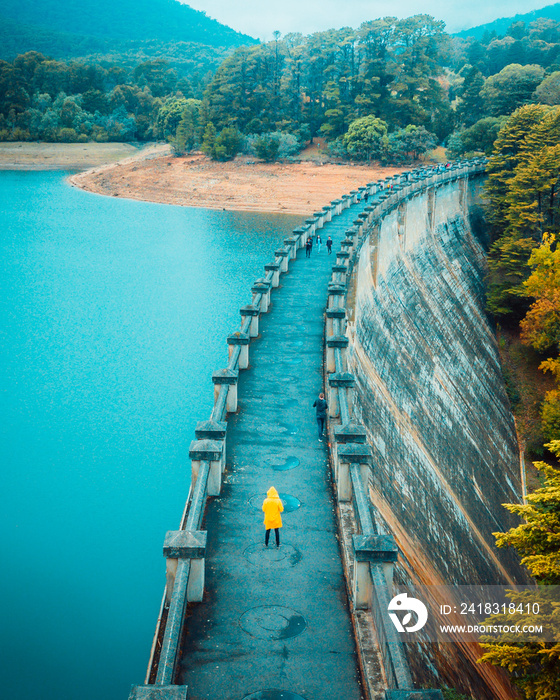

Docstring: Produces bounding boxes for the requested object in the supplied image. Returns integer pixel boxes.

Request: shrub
[58,127,79,142]
[213,126,242,161]
[245,131,300,161]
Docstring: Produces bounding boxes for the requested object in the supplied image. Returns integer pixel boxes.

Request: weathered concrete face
[347,177,528,695]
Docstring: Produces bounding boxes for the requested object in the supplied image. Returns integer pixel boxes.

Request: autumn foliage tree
[520,235,560,443]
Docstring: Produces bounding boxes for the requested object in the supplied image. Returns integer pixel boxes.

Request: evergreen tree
[457,66,485,127]
[481,63,545,116]
[484,104,548,234]
[505,144,560,243]
[201,121,217,158]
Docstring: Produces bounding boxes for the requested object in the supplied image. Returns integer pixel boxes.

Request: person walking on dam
[262,487,284,547]
[326,236,333,254]
[305,236,313,258]
[316,233,322,252]
[313,392,328,439]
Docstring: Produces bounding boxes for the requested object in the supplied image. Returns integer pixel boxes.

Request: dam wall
[347,176,525,588]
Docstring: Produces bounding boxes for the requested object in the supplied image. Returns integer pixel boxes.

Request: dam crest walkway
[176,203,367,700]
[131,160,487,700]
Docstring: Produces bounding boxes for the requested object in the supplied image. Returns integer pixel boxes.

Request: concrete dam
[347,177,524,586]
[131,161,527,700]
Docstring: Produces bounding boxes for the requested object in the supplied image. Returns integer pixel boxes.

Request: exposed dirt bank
[69,152,406,215]
[0,142,165,170]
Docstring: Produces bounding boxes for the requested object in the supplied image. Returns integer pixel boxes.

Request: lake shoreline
[69,150,405,215]
[1,141,407,215]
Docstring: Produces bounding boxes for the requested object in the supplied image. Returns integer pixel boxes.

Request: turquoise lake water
[0,171,299,700]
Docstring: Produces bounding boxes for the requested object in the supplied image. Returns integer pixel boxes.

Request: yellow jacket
[262,487,284,529]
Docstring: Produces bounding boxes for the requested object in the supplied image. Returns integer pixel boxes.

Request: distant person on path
[305,236,313,258]
[262,487,284,547]
[364,191,369,203]
[326,236,333,254]
[313,392,328,439]
[316,234,322,252]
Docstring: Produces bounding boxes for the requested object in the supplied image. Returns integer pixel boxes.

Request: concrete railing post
[283,237,298,260]
[331,421,367,480]
[251,280,271,312]
[336,250,350,267]
[189,439,223,497]
[326,335,349,373]
[331,264,347,285]
[212,368,239,413]
[326,307,346,337]
[336,443,372,502]
[164,529,207,605]
[352,535,398,610]
[327,372,355,418]
[227,332,250,369]
[195,420,227,478]
[327,282,346,309]
[292,227,306,250]
[275,248,289,273]
[313,212,325,229]
[332,199,342,215]
[264,262,281,287]
[240,305,260,338]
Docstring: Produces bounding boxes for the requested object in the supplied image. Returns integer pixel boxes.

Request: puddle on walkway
[240,605,306,640]
[278,422,299,435]
[267,456,300,471]
[243,543,301,569]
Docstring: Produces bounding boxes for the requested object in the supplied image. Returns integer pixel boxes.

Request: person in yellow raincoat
[262,486,284,548]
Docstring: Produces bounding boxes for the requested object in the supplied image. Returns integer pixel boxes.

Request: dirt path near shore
[70,152,405,215]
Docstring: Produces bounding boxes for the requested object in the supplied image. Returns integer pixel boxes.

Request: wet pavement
[178,207,367,700]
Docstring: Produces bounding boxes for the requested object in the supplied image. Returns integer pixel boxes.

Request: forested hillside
[0,0,255,48]
[0,0,256,79]
[4,9,560,165]
[454,1,560,41]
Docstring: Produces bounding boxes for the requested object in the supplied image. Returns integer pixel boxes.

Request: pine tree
[201,121,217,158]
[485,104,548,235]
[505,144,560,242]
[457,66,485,127]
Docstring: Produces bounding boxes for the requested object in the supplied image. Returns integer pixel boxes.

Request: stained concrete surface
[178,209,367,700]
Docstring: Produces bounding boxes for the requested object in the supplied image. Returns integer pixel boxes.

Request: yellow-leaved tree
[521,233,560,443]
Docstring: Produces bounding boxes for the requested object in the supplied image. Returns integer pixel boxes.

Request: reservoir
[0,171,299,700]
